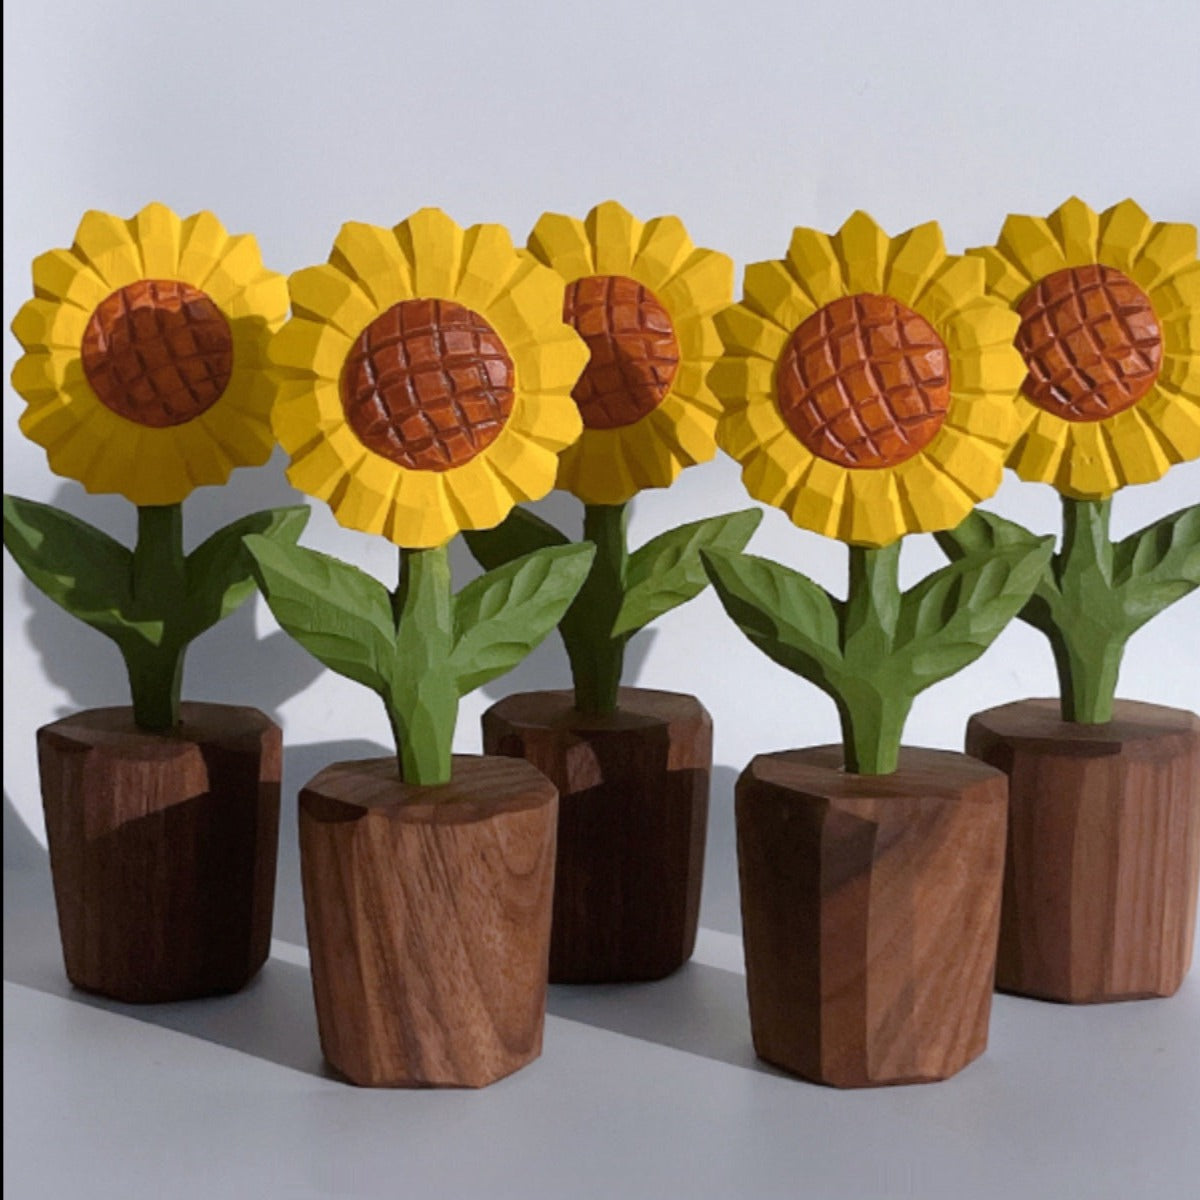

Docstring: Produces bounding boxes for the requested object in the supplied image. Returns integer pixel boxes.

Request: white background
[4,0,1199,842]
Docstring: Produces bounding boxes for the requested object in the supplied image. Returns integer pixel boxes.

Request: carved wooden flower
[971,197,1199,498]
[270,209,587,547]
[709,212,1025,546]
[11,203,287,505]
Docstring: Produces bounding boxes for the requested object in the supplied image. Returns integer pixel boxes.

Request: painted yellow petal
[330,221,412,308]
[1009,406,1067,481]
[833,211,890,294]
[507,389,583,451]
[331,459,398,538]
[480,427,560,500]
[1131,221,1197,292]
[674,309,724,360]
[660,249,733,318]
[511,329,588,394]
[526,211,594,280]
[223,278,290,333]
[1149,261,1200,317]
[997,214,1067,283]
[885,222,948,307]
[942,298,1020,352]
[72,210,143,287]
[176,211,231,286]
[1047,197,1100,266]
[915,255,987,325]
[288,264,377,336]
[203,234,268,306]
[1057,420,1122,497]
[650,397,716,464]
[967,246,1030,304]
[1097,199,1155,273]
[741,260,816,333]
[841,469,902,547]
[10,351,63,403]
[1148,390,1200,461]
[586,201,640,275]
[715,304,788,358]
[894,453,976,533]
[288,428,363,501]
[557,428,638,504]
[487,264,563,349]
[1161,348,1200,393]
[441,457,517,530]
[924,426,1005,501]
[456,223,523,311]
[131,203,183,277]
[631,216,695,292]
[1161,307,1200,357]
[951,341,1027,398]
[787,455,845,539]
[31,250,109,311]
[269,318,352,378]
[395,208,463,297]
[743,436,806,508]
[944,387,1022,446]
[785,227,844,306]
[387,470,458,548]
[616,422,682,492]
[1101,407,1173,486]
[11,297,88,351]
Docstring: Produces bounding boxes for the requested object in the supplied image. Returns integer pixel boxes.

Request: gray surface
[5,778,1200,1200]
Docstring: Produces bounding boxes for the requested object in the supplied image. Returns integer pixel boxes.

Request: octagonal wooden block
[736,746,1008,1087]
[967,698,1200,1003]
[37,703,281,1003]
[299,754,558,1087]
[482,687,711,983]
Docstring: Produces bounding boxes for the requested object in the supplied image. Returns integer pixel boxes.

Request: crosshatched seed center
[775,294,951,469]
[563,275,680,429]
[340,298,515,471]
[81,279,233,428]
[1015,264,1163,422]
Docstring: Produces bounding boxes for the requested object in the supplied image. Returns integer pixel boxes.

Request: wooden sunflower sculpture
[704,212,1054,773]
[941,198,1200,722]
[5,202,308,730]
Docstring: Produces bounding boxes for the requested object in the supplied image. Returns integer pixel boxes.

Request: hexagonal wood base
[482,687,710,983]
[37,704,281,1004]
[736,746,1007,1087]
[967,698,1200,1003]
[299,754,557,1087]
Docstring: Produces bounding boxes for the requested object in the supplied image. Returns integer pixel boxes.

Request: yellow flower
[11,203,287,506]
[527,200,733,504]
[710,212,1025,547]
[970,197,1199,498]
[271,209,586,549]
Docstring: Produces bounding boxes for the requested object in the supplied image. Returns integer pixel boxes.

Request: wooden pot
[967,698,1200,1003]
[735,746,1008,1087]
[37,703,281,1004]
[481,687,711,983]
[299,754,557,1087]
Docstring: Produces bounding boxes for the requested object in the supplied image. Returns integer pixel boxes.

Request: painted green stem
[391,544,456,785]
[562,502,629,715]
[1053,497,1122,724]
[125,504,187,731]
[840,542,907,775]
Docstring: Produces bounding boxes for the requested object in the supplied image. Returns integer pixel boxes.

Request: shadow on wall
[14,470,325,722]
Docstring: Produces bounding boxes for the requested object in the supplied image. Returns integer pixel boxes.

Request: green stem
[1054,496,1123,723]
[838,542,907,775]
[125,504,187,731]
[562,502,629,715]
[390,544,456,785]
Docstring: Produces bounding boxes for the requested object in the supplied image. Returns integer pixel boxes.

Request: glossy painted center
[776,293,950,469]
[340,298,515,471]
[81,279,233,427]
[563,274,680,429]
[1015,264,1162,421]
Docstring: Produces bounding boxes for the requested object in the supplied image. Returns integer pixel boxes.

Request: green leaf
[701,549,844,689]
[893,539,1055,691]
[450,542,595,694]
[612,507,763,637]
[1112,504,1200,628]
[2,493,142,640]
[462,507,569,572]
[244,534,396,694]
[181,505,309,640]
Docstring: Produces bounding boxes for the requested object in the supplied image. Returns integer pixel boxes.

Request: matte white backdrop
[4,0,1199,844]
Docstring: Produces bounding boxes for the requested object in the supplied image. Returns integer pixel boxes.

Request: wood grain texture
[37,704,280,1003]
[736,746,1007,1087]
[482,687,710,983]
[967,698,1200,1003]
[299,754,557,1087]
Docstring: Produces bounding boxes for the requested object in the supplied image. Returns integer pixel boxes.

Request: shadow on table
[5,749,766,1081]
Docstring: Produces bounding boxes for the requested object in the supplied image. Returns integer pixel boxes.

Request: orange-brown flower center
[1015,264,1162,422]
[776,294,950,469]
[81,280,233,428]
[562,275,680,429]
[340,298,514,471]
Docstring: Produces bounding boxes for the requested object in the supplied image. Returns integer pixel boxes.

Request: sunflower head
[709,211,1026,547]
[11,203,288,506]
[269,208,587,549]
[527,200,733,505]
[968,198,1199,499]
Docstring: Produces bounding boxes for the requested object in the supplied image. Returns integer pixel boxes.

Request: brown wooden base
[967,698,1200,1003]
[299,754,557,1087]
[482,687,711,983]
[37,704,281,1004]
[736,746,1007,1088]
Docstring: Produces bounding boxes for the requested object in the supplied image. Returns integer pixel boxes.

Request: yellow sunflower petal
[923,426,1005,502]
[965,245,1030,304]
[510,328,588,394]
[395,208,463,297]
[480,426,561,500]
[177,211,231,286]
[841,469,902,547]
[130,203,183,277]
[329,453,399,538]
[329,221,413,308]
[894,453,977,534]
[997,214,1067,284]
[31,250,109,311]
[1150,261,1200,317]
[743,433,809,510]
[507,389,583,452]
[660,248,734,318]
[1162,307,1200,357]
[650,395,717,463]
[1099,407,1174,486]
[440,457,517,531]
[557,429,638,505]
[1047,197,1100,266]
[785,227,844,306]
[269,317,352,379]
[741,260,817,333]
[1097,199,1155,272]
[1056,420,1122,498]
[527,211,594,281]
[456,224,523,311]
[287,425,364,501]
[832,211,889,294]
[288,264,377,336]
[885,222,948,307]
[386,470,458,548]
[787,456,845,539]
[10,351,63,403]
[914,255,987,325]
[1131,221,1197,292]
[11,297,88,351]
[203,234,268,307]
[71,210,143,288]
[1148,390,1200,461]
[586,201,639,275]
[715,304,788,358]
[631,216,695,292]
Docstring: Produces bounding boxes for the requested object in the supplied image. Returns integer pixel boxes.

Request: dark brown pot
[37,703,281,1004]
[736,746,1008,1087]
[299,754,557,1087]
[481,686,711,983]
[967,698,1200,1003]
